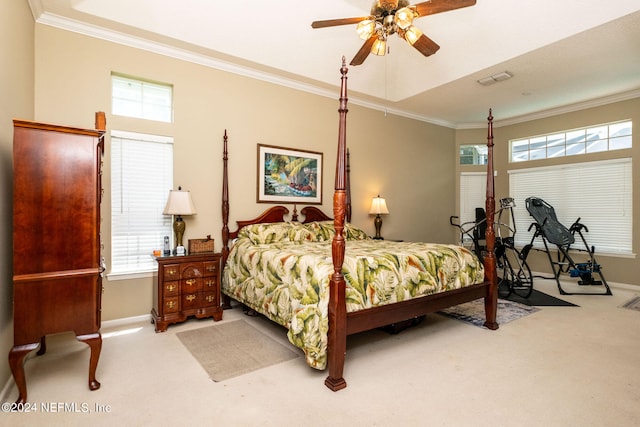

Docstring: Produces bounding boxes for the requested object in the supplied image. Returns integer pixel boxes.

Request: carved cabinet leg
[8,343,39,404]
[76,333,102,391]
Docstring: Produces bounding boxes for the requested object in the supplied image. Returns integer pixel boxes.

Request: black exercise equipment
[524,197,611,296]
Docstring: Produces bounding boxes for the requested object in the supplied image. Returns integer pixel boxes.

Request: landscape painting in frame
[257,144,323,204]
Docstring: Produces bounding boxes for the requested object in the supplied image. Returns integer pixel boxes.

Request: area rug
[619,295,640,312]
[502,288,578,307]
[176,320,299,381]
[438,298,540,328]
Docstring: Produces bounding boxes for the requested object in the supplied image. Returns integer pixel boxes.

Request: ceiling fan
[311,0,476,66]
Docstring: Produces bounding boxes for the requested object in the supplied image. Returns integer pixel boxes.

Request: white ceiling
[30,0,640,128]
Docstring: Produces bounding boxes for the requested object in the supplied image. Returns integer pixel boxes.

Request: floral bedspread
[222,221,484,370]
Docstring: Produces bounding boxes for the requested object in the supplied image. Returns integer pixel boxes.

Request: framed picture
[257,144,323,204]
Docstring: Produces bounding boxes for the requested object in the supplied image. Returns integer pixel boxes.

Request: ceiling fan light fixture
[403,25,422,45]
[356,19,376,40]
[312,0,477,66]
[394,7,415,29]
[383,14,396,32]
[371,37,387,56]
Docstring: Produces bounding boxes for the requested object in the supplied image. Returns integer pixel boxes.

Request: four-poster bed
[220,58,498,391]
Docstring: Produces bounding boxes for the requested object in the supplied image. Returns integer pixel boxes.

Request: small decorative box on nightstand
[151,252,223,332]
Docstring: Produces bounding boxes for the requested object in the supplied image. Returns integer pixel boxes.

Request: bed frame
[221,58,498,391]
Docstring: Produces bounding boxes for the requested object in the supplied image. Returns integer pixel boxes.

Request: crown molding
[457,89,640,129]
[33,9,457,128]
[27,0,44,18]
[495,89,640,127]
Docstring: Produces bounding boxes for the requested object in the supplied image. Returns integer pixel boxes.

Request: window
[510,120,632,162]
[111,131,174,274]
[111,73,173,122]
[458,172,487,243]
[509,158,633,256]
[460,144,488,165]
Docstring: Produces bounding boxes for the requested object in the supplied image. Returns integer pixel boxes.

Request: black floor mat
[502,289,578,307]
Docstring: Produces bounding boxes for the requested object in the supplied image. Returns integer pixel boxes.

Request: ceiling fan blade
[350,36,377,66]
[311,17,370,28]
[413,0,476,17]
[411,33,440,57]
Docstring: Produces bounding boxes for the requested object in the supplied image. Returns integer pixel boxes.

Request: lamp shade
[356,19,375,40]
[394,7,415,30]
[369,195,389,215]
[403,25,423,45]
[370,37,387,56]
[163,189,197,216]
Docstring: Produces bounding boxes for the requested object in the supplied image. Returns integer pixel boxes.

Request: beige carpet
[620,295,640,311]
[176,319,300,381]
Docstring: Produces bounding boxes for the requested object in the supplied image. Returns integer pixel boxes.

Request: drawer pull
[166,284,177,292]
[207,265,216,272]
[205,280,215,287]
[186,294,196,302]
[167,269,176,276]
[206,295,215,303]
[185,279,196,286]
[166,301,176,309]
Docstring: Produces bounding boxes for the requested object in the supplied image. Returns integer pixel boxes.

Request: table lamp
[369,195,389,240]
[163,186,197,255]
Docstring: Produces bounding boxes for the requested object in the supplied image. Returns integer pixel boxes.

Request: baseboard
[101,314,151,329]
[608,282,640,292]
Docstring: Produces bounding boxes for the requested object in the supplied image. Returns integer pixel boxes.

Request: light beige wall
[455,98,640,287]
[0,0,34,398]
[34,25,456,321]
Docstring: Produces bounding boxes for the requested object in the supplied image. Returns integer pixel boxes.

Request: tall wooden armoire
[9,113,106,404]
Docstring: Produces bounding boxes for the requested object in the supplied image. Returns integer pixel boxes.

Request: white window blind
[509,158,632,255]
[459,172,487,243]
[111,130,174,273]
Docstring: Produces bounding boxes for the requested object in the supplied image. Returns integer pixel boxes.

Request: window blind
[111,130,174,273]
[459,172,487,243]
[509,158,632,255]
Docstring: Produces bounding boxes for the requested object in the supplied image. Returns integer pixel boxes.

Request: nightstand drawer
[182,277,202,292]
[163,264,180,281]
[182,263,203,279]
[182,292,200,310]
[202,292,217,307]
[203,277,217,291]
[163,281,179,296]
[203,261,218,276]
[163,297,180,314]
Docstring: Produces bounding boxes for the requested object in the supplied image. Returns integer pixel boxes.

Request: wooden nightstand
[151,253,223,332]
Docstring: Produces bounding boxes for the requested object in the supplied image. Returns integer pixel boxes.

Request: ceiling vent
[477,71,513,86]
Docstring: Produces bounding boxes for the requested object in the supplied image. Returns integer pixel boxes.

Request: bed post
[483,110,499,330]
[325,58,349,392]
[221,130,232,309]
[346,149,351,223]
